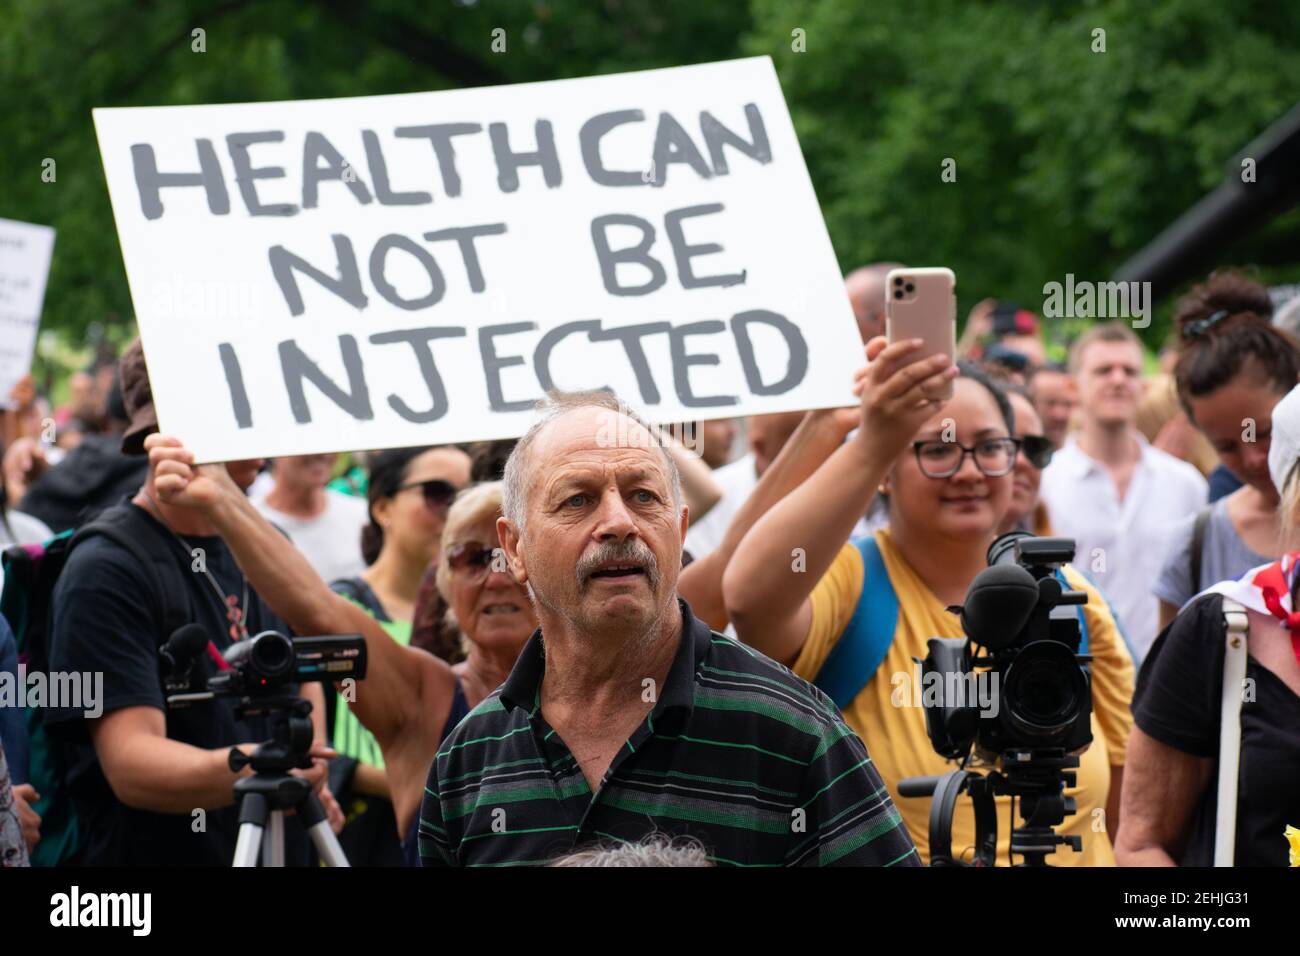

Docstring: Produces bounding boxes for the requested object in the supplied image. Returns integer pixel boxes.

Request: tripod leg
[234,792,268,868]
[300,791,350,867]
[234,824,264,867]
[263,810,286,867]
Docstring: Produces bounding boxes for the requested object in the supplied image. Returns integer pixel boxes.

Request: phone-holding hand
[144,434,241,513]
[854,336,958,467]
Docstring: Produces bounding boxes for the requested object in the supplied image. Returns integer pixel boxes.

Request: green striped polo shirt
[418,599,919,867]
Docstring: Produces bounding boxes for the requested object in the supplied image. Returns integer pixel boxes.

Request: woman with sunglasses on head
[1153,271,1300,632]
[376,481,538,863]
[724,339,1135,865]
[434,484,536,730]
[325,445,471,863]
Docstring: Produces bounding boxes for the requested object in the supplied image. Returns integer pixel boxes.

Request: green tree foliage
[746,0,1300,348]
[2,0,1297,356]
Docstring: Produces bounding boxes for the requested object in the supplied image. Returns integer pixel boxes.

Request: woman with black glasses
[723,345,1135,865]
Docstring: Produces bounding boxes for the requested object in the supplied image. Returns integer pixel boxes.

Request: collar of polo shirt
[498,597,707,732]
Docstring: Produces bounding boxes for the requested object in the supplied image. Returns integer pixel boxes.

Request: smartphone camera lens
[893,289,903,299]
[905,282,915,293]
[894,277,904,286]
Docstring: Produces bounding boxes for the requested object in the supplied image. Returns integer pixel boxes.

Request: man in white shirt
[253,453,370,584]
[1040,322,1207,661]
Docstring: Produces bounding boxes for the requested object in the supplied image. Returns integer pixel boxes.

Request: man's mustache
[576,539,660,592]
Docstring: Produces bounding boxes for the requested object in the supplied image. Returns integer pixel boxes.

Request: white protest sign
[94,56,862,462]
[0,218,56,410]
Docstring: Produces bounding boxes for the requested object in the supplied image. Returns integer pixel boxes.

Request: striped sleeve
[789,711,920,867]
[417,759,456,867]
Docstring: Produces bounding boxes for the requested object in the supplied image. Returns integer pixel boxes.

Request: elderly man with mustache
[147,377,932,866]
[415,390,921,867]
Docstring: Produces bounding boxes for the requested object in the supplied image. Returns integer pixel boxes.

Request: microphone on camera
[160,623,210,680]
[959,564,1041,652]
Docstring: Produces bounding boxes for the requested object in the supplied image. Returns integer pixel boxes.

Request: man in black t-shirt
[44,340,338,865]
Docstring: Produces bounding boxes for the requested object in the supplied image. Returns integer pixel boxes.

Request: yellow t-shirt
[794,529,1136,866]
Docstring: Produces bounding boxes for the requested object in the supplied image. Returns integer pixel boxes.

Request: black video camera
[162,626,366,704]
[918,531,1093,764]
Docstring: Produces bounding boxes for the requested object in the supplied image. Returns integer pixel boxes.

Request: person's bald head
[502,391,683,535]
[498,391,687,639]
[748,410,806,476]
[845,262,904,343]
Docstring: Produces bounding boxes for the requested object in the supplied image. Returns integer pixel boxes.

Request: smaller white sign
[0,218,56,409]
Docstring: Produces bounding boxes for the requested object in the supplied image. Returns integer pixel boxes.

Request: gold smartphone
[885,267,956,400]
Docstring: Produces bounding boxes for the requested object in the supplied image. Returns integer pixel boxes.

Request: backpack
[813,536,1091,711]
[0,502,192,865]
[1188,506,1213,595]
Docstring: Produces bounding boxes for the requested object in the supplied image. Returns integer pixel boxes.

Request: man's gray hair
[549,834,713,867]
[501,389,683,534]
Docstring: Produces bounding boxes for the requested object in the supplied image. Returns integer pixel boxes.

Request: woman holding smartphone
[724,337,1136,865]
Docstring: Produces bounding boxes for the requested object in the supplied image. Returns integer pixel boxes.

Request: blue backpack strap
[813,536,899,710]
[1054,567,1089,655]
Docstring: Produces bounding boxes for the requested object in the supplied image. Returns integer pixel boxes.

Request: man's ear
[679,504,689,542]
[497,516,528,584]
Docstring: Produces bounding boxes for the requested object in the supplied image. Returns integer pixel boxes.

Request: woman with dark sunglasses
[334,446,472,625]
[724,346,1135,865]
[325,444,470,864]
[998,385,1057,536]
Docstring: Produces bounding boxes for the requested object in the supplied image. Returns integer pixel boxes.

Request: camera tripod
[228,696,349,867]
[900,748,1083,867]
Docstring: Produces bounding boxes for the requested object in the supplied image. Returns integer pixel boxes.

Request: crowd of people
[3,263,1300,867]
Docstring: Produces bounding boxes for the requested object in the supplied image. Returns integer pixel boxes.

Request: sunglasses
[1019,435,1055,470]
[397,478,458,511]
[445,542,499,577]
